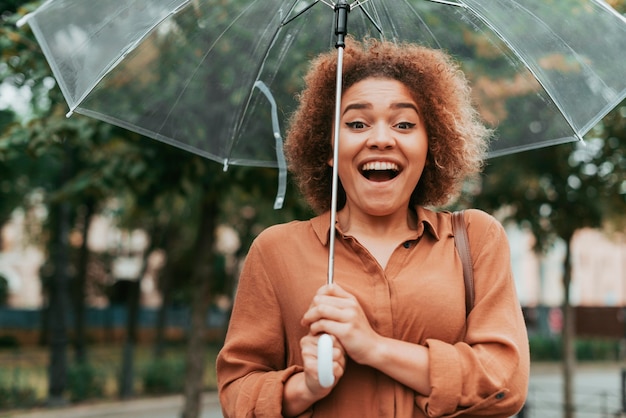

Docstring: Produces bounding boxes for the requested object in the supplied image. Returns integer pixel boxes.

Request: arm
[217,238,346,417]
[217,240,297,417]
[420,211,530,417]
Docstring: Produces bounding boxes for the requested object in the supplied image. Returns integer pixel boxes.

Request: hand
[300,333,346,395]
[301,284,380,365]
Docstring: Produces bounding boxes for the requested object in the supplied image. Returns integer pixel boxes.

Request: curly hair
[284,37,491,214]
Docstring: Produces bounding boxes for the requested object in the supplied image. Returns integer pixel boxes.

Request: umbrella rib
[351,1,383,34]
[227,1,310,163]
[282,1,336,27]
[425,0,464,7]
[155,2,259,139]
[463,1,604,139]
[396,0,446,49]
[70,1,191,116]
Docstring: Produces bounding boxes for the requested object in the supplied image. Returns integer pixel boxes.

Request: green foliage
[66,362,106,401]
[529,335,562,361]
[0,368,37,409]
[529,335,621,362]
[141,357,185,395]
[0,385,37,409]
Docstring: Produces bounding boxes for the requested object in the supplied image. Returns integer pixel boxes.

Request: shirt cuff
[254,365,308,417]
[421,339,463,416]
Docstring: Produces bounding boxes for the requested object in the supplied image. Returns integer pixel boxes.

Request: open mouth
[360,161,401,182]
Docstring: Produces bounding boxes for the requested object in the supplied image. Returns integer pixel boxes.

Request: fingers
[300,334,346,393]
[315,283,352,298]
[301,284,358,328]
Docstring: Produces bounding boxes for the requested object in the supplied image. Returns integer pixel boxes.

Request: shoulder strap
[452,211,475,317]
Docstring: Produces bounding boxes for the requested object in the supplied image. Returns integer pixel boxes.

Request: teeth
[361,161,399,171]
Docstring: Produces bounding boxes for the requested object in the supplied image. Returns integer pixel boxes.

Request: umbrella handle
[317,333,335,388]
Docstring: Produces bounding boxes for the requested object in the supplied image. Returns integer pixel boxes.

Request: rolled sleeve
[421,339,463,416]
[225,366,306,418]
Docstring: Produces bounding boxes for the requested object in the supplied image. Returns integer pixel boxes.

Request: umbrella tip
[223,159,229,172]
[16,14,30,28]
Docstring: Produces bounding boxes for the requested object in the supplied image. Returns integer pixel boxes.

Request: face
[329,77,428,218]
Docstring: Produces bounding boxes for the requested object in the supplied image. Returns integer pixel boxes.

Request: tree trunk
[47,200,72,405]
[119,280,140,399]
[73,199,95,365]
[119,230,156,399]
[181,195,217,418]
[153,267,171,359]
[562,235,576,418]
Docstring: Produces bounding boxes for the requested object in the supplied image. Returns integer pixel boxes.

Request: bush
[529,335,621,361]
[0,387,37,409]
[529,335,562,361]
[576,338,620,361]
[0,373,37,409]
[142,358,185,395]
[67,362,105,401]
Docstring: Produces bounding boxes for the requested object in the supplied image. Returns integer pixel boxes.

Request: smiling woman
[217,37,529,418]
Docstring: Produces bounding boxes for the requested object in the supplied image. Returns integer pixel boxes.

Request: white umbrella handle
[317,0,349,390]
[317,333,335,388]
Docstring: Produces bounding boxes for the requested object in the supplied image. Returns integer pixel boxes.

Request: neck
[337,205,417,239]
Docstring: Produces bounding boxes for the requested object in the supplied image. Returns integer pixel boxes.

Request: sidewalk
[1,392,223,418]
[2,363,623,418]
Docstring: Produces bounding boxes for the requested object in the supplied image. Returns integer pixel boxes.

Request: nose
[366,124,395,149]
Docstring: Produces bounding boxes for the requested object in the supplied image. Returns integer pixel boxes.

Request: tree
[1,1,189,402]
[469,100,625,418]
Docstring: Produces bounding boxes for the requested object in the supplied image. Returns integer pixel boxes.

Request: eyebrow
[342,102,420,116]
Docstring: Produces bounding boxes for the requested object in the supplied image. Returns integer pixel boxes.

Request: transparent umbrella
[18,0,626,386]
[18,0,626,183]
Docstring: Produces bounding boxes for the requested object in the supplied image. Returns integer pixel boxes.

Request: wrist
[282,371,324,416]
[361,334,387,368]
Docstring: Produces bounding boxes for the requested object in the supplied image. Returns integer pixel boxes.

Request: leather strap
[452,211,475,317]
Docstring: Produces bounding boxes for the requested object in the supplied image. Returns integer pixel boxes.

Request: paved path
[2,363,624,418]
[523,362,624,418]
[0,393,222,418]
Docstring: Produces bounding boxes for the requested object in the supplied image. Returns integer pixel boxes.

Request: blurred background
[1,1,625,417]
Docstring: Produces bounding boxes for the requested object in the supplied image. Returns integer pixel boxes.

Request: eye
[396,122,416,130]
[346,121,367,129]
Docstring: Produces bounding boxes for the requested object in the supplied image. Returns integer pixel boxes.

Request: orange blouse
[217,207,529,417]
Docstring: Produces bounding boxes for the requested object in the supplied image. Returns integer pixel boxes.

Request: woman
[217,37,529,417]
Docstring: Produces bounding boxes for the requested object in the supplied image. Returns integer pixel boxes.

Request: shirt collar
[310,206,441,246]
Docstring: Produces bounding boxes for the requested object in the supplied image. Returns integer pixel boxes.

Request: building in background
[2,210,625,310]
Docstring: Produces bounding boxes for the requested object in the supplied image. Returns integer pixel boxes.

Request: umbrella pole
[318,0,350,389]
[327,0,350,286]
[327,44,344,287]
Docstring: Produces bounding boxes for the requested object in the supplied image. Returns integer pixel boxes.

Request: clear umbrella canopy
[19,0,626,168]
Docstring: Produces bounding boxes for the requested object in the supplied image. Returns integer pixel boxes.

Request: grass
[0,343,219,409]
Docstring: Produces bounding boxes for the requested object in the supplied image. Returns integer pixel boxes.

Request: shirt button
[496,392,505,400]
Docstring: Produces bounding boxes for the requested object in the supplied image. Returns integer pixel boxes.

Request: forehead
[341,77,418,110]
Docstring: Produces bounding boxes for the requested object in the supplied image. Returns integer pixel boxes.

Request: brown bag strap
[452,211,475,317]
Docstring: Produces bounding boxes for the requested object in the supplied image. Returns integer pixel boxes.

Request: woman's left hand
[301,284,380,365]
